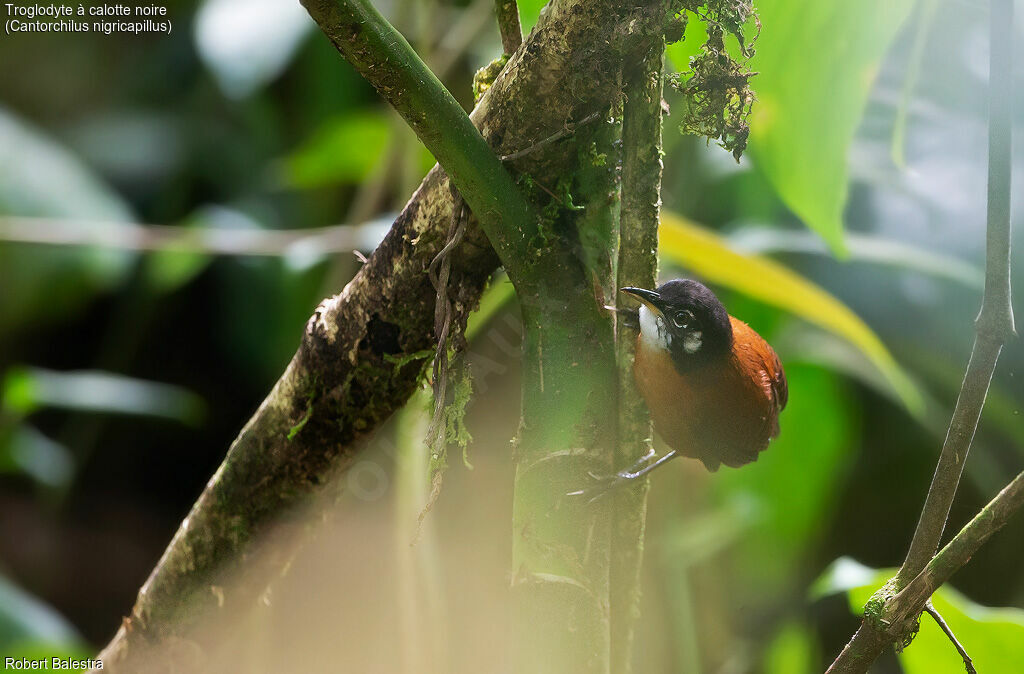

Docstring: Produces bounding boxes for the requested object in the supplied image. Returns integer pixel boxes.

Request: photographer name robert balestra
[5,656,103,670]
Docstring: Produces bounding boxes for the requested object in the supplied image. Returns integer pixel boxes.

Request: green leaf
[517,0,550,33]
[660,212,923,415]
[815,559,1024,674]
[763,621,818,674]
[668,0,916,254]
[282,111,395,188]
[748,0,915,253]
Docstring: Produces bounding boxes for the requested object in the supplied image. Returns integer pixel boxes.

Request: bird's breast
[633,316,785,470]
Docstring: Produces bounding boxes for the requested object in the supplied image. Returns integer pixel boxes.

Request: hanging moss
[671,0,759,161]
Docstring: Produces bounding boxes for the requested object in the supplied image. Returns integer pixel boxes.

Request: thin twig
[826,1,1015,671]
[499,111,603,162]
[494,0,522,54]
[0,215,385,256]
[923,602,977,674]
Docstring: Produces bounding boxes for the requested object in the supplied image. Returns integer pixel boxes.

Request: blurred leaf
[466,275,516,341]
[668,1,915,253]
[0,107,134,334]
[140,206,263,294]
[218,257,326,383]
[195,0,314,98]
[660,211,923,415]
[728,227,984,290]
[763,621,817,674]
[816,559,1024,674]
[282,112,395,188]
[1,367,205,426]
[0,574,81,649]
[748,0,914,253]
[902,347,1024,455]
[0,108,132,222]
[143,244,210,295]
[891,0,939,168]
[517,0,550,33]
[774,324,905,409]
[811,556,882,600]
[2,368,37,416]
[0,425,75,488]
[661,499,752,568]
[712,364,853,591]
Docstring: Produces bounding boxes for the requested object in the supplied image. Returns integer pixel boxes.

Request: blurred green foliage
[0,0,1022,671]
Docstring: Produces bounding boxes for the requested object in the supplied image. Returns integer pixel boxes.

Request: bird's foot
[566,471,633,503]
[566,450,676,502]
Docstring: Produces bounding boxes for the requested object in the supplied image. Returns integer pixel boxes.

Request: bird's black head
[621,279,733,371]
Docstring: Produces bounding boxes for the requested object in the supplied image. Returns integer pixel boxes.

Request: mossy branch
[495,0,522,54]
[890,470,1024,627]
[90,0,677,670]
[826,1,1015,671]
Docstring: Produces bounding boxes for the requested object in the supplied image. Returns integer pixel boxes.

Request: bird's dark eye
[672,309,694,329]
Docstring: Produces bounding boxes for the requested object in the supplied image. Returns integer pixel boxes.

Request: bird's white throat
[638,305,702,354]
[639,305,669,351]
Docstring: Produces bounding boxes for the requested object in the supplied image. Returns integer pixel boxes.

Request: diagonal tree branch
[890,469,1024,626]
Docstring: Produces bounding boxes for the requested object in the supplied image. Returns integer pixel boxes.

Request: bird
[573,279,787,495]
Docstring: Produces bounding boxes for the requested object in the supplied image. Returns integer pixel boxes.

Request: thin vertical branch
[611,41,665,674]
[922,603,977,674]
[896,0,1016,589]
[495,0,523,54]
[826,1,1015,671]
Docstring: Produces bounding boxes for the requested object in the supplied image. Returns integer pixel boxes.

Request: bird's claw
[566,471,624,503]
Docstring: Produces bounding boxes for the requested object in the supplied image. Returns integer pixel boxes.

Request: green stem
[896,0,1016,590]
[827,1,1015,671]
[300,0,538,286]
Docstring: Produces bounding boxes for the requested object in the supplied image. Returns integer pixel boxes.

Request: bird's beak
[620,287,664,316]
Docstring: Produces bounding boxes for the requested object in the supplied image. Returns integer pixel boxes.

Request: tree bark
[509,3,669,671]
